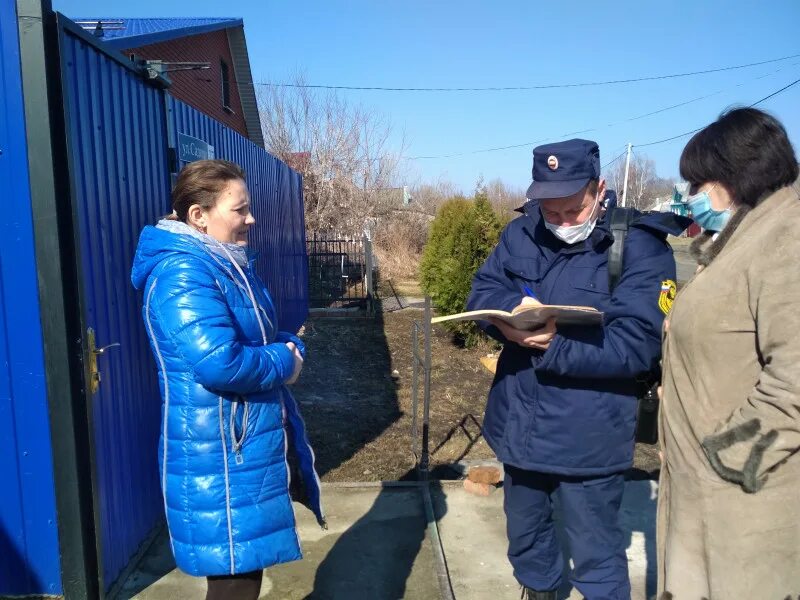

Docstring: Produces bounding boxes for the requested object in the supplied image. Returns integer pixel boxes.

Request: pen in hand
[523,286,540,303]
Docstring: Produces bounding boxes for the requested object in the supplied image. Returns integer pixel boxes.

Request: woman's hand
[489,317,557,351]
[285,342,304,384]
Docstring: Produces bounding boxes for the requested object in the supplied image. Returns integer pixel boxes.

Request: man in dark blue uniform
[467,139,687,600]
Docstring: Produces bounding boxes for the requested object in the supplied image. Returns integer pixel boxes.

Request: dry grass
[381,279,423,299]
[373,243,421,282]
[372,212,429,282]
[294,310,495,482]
[294,308,661,483]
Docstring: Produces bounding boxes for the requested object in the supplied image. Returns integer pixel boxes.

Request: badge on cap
[547,155,559,170]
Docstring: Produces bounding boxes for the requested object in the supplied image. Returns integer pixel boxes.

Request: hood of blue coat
[131,224,208,290]
[132,220,261,290]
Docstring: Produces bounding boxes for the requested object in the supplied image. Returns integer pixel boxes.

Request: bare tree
[604,152,675,211]
[407,177,462,216]
[258,73,407,236]
[483,177,526,221]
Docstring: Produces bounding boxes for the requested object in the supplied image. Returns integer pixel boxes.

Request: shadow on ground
[297,476,445,600]
[294,306,405,480]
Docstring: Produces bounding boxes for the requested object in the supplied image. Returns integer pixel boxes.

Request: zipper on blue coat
[230,400,249,465]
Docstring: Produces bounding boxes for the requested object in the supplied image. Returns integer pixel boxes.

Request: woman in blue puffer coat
[131,160,324,600]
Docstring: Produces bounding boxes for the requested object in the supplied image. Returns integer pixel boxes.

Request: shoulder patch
[659,279,677,315]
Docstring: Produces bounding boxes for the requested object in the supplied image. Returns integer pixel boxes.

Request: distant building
[374,186,414,207]
[668,182,701,237]
[669,182,691,216]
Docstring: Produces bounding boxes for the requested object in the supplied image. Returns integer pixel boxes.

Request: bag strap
[607,207,633,292]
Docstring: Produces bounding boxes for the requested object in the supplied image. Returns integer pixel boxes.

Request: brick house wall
[123,29,249,138]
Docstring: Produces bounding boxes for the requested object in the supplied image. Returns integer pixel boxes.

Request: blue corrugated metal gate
[0,2,62,596]
[59,21,170,593]
[53,17,308,594]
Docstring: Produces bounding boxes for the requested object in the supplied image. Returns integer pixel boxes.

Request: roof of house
[70,17,264,148]
[70,18,242,49]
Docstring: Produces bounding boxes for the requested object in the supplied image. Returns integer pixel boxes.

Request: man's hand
[489,317,557,351]
[285,342,304,384]
[517,295,542,309]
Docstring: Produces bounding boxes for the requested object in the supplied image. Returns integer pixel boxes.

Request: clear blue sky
[58,0,800,194]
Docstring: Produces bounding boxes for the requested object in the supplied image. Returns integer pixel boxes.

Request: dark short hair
[680,107,798,207]
[170,159,246,222]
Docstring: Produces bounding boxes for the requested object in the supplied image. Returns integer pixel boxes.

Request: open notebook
[431,301,602,331]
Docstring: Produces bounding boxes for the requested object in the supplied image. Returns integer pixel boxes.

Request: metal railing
[411,298,433,479]
[410,298,456,600]
[307,234,376,309]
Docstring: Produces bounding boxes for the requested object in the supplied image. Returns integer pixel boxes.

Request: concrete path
[124,485,440,600]
[123,480,658,600]
[673,247,696,284]
[436,480,658,600]
[381,295,427,312]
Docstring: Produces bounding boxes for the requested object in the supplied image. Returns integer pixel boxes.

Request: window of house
[220,59,232,111]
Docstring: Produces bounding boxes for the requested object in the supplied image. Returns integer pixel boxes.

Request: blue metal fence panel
[0,3,62,595]
[167,97,309,332]
[61,27,168,590]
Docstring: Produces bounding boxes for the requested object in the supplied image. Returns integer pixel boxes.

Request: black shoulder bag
[607,207,660,445]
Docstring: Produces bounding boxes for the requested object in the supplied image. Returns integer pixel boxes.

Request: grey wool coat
[658,180,800,599]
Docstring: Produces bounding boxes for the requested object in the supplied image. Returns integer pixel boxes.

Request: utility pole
[621,143,633,208]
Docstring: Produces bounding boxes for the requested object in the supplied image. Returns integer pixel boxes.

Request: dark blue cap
[525,138,601,200]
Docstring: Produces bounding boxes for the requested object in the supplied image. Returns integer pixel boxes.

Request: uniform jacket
[468,204,688,475]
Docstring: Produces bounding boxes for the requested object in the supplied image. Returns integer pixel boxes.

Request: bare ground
[294,308,660,483]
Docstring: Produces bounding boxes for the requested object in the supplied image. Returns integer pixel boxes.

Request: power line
[622,61,798,122]
[602,148,629,170]
[258,53,800,93]
[635,128,703,148]
[750,76,800,106]
[635,76,800,148]
[409,66,800,159]
[411,137,548,160]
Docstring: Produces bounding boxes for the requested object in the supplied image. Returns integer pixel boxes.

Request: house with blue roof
[71,17,264,147]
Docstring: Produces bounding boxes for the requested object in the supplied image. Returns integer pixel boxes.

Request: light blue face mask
[687,184,731,232]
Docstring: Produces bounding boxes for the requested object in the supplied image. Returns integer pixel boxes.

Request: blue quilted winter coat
[131,221,324,577]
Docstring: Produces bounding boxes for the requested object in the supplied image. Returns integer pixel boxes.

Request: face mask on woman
[687,184,732,232]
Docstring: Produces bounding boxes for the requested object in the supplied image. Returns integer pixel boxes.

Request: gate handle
[87,328,120,394]
[93,342,121,355]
